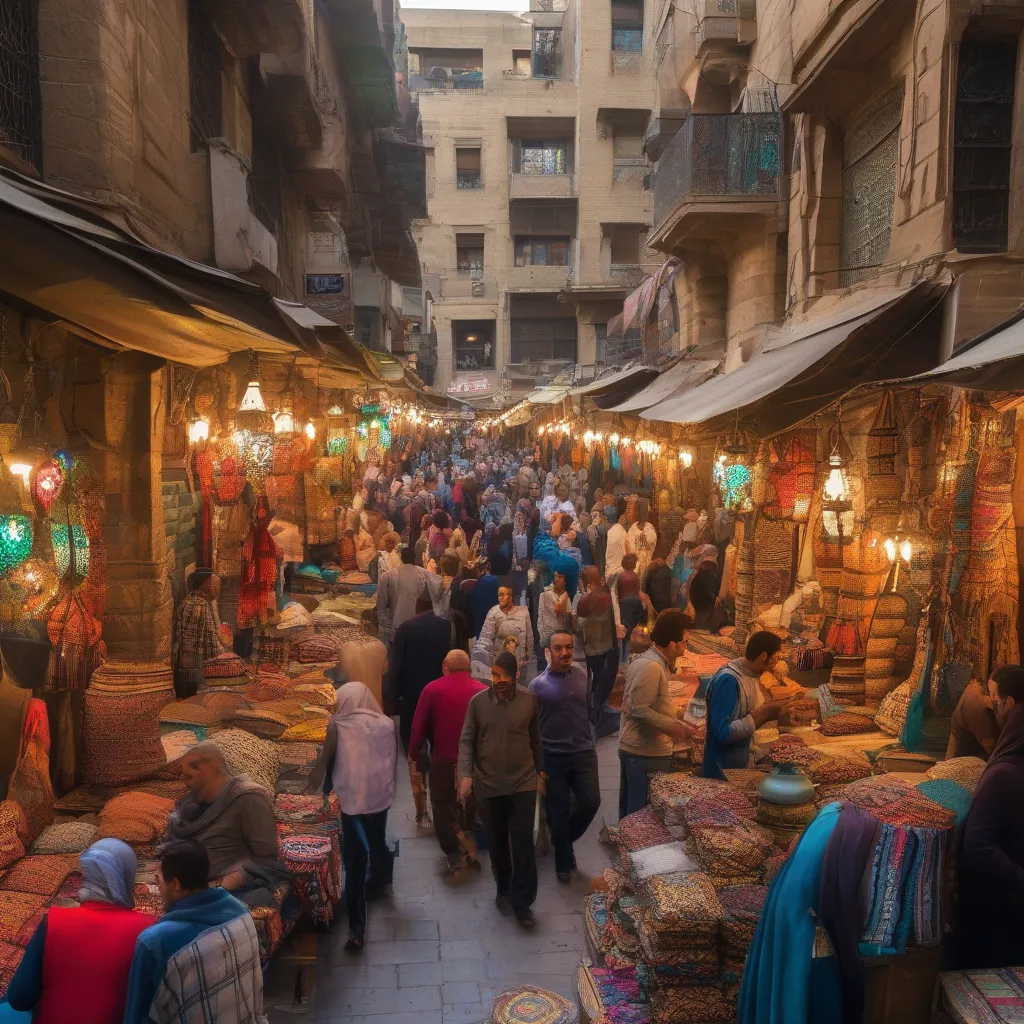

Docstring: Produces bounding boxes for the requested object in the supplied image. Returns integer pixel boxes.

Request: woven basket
[865,653,897,674]
[575,965,603,1024]
[492,987,578,1024]
[867,617,903,640]
[829,655,866,702]
[755,798,816,827]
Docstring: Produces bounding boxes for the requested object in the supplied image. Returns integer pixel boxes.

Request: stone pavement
[301,735,621,1024]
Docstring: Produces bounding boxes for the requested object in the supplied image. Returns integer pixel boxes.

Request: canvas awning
[527,387,571,405]
[569,362,655,396]
[899,308,1024,390]
[0,169,369,372]
[608,356,721,413]
[642,279,948,433]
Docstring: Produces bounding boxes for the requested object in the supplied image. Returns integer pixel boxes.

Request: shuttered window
[840,85,903,286]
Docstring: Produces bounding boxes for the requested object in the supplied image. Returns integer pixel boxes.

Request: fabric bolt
[683,788,758,827]
[7,700,54,845]
[211,729,281,795]
[82,684,171,787]
[916,779,971,827]
[0,804,25,871]
[617,806,674,852]
[0,891,48,943]
[0,855,77,898]
[642,870,723,934]
[925,756,986,795]
[841,775,954,829]
[173,592,221,697]
[690,818,775,880]
[650,986,733,1024]
[588,966,650,1024]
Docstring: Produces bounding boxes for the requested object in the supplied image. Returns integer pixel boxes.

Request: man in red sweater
[409,649,487,872]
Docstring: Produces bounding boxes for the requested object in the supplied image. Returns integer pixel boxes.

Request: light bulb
[883,537,897,563]
[238,380,267,412]
[680,451,693,468]
[610,433,620,446]
[304,421,316,440]
[273,411,295,434]
[9,463,31,484]
[188,419,210,444]
[899,539,913,564]
[823,456,848,502]
[584,431,594,445]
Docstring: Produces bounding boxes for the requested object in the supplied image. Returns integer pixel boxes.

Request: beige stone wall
[404,2,655,395]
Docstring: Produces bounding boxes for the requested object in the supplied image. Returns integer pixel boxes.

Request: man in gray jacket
[458,651,543,928]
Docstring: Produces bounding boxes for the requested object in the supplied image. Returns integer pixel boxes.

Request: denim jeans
[341,810,394,940]
[543,748,601,873]
[618,751,672,819]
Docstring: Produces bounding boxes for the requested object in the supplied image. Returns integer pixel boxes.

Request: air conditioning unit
[471,279,485,297]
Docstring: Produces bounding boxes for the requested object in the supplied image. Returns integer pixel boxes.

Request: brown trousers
[428,758,476,859]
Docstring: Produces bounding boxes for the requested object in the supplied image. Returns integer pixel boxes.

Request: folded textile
[628,842,699,880]
[689,818,775,880]
[650,984,733,1024]
[642,871,722,936]
[618,806,674,852]
[842,775,954,829]
[924,756,986,795]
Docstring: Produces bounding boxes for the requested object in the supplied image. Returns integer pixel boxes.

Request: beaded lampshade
[33,458,64,513]
[0,515,32,575]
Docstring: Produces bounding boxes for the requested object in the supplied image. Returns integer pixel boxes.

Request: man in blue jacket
[702,631,792,780]
[123,840,267,1024]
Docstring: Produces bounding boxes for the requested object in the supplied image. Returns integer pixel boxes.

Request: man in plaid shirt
[172,569,223,699]
[124,840,268,1024]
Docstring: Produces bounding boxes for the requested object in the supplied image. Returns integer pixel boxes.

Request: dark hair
[493,652,519,681]
[559,512,574,531]
[991,665,1024,702]
[745,630,784,662]
[415,597,434,614]
[401,544,417,566]
[432,510,450,529]
[189,569,213,592]
[552,569,566,580]
[547,629,574,647]
[622,553,638,571]
[650,608,693,647]
[616,497,628,519]
[440,553,460,577]
[160,840,209,891]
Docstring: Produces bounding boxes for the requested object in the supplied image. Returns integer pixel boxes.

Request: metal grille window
[519,140,568,174]
[605,327,642,365]
[0,0,41,169]
[454,321,495,370]
[511,318,577,362]
[953,41,1016,254]
[840,85,903,286]
[456,147,482,188]
[532,29,560,79]
[188,0,222,152]
[515,236,570,266]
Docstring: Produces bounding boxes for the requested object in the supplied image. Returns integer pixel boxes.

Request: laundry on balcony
[641,278,949,434]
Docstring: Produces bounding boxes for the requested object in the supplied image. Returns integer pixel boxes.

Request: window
[613,132,645,184]
[453,320,495,370]
[519,140,568,174]
[609,226,641,266]
[513,50,531,76]
[355,308,381,350]
[247,62,280,234]
[515,236,571,266]
[595,323,608,364]
[511,318,577,362]
[456,233,484,276]
[456,147,482,188]
[953,41,1017,254]
[612,0,643,51]
[532,28,560,79]
[840,85,904,286]
[188,0,222,151]
[0,0,41,169]
[410,49,484,90]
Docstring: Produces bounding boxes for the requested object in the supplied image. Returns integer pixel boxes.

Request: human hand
[668,720,697,742]
[616,624,627,640]
[752,700,792,728]
[458,777,473,804]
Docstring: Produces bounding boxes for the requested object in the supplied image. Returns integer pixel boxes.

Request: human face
[498,586,513,611]
[548,634,574,672]
[530,482,540,499]
[660,633,687,665]
[491,665,517,701]
[552,572,566,594]
[181,755,225,803]
[989,677,1014,727]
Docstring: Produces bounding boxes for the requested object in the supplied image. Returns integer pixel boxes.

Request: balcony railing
[409,73,484,93]
[457,172,482,189]
[697,0,757,49]
[509,172,576,199]
[506,264,575,291]
[610,264,646,288]
[444,276,497,299]
[531,0,569,10]
[611,51,643,74]
[653,112,781,227]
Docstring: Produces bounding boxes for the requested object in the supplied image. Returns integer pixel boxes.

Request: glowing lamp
[899,539,912,563]
[714,437,753,514]
[273,411,295,434]
[239,379,267,413]
[8,462,31,484]
[7,443,44,485]
[327,404,343,415]
[0,515,33,575]
[883,537,897,563]
[821,450,855,545]
[610,433,620,446]
[189,418,210,444]
[584,431,594,445]
[679,450,693,469]
[823,453,850,503]
[304,421,316,440]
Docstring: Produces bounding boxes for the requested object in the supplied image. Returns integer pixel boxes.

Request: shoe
[344,936,364,951]
[515,908,536,929]
[495,893,512,913]
[446,853,468,874]
[556,870,572,883]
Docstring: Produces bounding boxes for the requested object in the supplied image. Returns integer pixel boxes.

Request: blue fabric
[123,887,249,1024]
[79,837,137,907]
[916,778,971,827]
[0,1004,31,1023]
[470,574,500,637]
[531,534,579,598]
[738,802,844,1024]
[702,666,749,780]
[4,917,46,1012]
[528,664,594,755]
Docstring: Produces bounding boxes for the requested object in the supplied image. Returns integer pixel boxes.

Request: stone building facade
[0,0,420,659]
[647,0,1024,373]
[404,0,661,403]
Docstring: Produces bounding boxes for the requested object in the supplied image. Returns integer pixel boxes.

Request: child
[614,553,645,660]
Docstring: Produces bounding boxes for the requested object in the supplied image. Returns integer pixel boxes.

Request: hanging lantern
[51,523,90,579]
[273,411,295,434]
[34,458,65,513]
[188,418,210,445]
[0,515,33,575]
[821,434,855,544]
[7,443,44,485]
[679,449,693,470]
[236,354,273,433]
[713,433,753,514]
[304,420,316,440]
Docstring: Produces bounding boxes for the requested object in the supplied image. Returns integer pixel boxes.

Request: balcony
[650,112,781,250]
[444,276,498,300]
[409,73,484,93]
[208,141,279,276]
[696,0,757,51]
[509,172,577,200]
[506,265,575,291]
[260,50,322,150]
[201,0,305,57]
[289,111,348,205]
[610,264,646,288]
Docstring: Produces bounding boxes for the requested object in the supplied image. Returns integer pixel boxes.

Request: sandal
[344,936,364,951]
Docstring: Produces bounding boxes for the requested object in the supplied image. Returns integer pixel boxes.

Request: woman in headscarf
[4,839,157,1024]
[428,510,453,564]
[313,683,398,950]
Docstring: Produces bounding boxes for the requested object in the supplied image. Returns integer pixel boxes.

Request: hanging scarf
[237,496,281,629]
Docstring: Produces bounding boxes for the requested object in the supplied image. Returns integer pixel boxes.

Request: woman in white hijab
[328,683,398,950]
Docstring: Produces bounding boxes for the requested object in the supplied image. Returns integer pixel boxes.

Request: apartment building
[644,0,1024,380]
[403,0,660,404]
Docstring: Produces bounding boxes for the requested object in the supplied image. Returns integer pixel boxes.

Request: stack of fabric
[203,652,248,685]
[83,661,175,785]
[577,963,649,1024]
[924,756,986,795]
[717,884,768,985]
[294,634,341,665]
[874,680,913,737]
[211,728,281,794]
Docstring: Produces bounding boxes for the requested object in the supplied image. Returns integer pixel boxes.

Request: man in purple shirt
[528,628,600,881]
